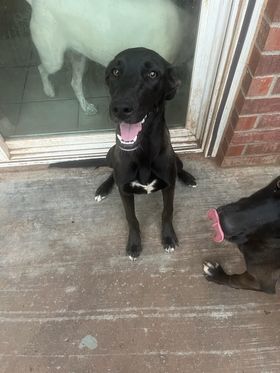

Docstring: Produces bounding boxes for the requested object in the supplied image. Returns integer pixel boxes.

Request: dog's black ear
[165,66,180,100]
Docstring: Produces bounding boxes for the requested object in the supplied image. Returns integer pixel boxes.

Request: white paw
[95,194,106,202]
[44,84,55,98]
[165,246,175,253]
[129,255,137,261]
[203,261,218,276]
[82,101,98,115]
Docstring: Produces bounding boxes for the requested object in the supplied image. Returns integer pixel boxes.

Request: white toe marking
[95,195,106,202]
[129,255,137,261]
[130,179,157,194]
[203,262,214,276]
[165,246,175,253]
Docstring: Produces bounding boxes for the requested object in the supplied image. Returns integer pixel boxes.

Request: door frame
[0,0,265,167]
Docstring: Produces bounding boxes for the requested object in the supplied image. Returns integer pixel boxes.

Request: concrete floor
[0,158,279,373]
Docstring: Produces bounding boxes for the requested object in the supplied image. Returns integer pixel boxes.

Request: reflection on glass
[0,0,200,138]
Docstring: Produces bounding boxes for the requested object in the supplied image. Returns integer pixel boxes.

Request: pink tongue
[207,208,224,243]
[120,122,142,141]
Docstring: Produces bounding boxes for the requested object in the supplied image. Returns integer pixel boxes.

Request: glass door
[0,0,260,166]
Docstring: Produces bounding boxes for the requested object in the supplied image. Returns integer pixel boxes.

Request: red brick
[272,78,280,94]
[255,54,280,76]
[245,142,280,155]
[226,145,245,157]
[242,69,252,94]
[221,154,280,167]
[265,0,280,22]
[240,97,280,115]
[248,46,261,75]
[264,27,280,51]
[229,109,239,129]
[235,116,257,131]
[235,91,245,114]
[231,129,280,144]
[216,146,226,166]
[256,18,270,50]
[247,76,273,96]
[223,122,234,144]
[257,114,280,129]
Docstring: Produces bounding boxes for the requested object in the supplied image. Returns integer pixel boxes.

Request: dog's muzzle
[117,114,148,151]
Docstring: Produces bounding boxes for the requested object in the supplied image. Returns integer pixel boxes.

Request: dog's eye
[112,68,120,78]
[148,71,158,79]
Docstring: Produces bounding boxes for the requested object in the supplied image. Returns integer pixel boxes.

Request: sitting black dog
[95,47,196,260]
[204,176,280,294]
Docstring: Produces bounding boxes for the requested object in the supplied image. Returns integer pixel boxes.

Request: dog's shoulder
[240,225,280,266]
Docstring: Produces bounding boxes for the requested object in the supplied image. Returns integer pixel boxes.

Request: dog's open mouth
[117,115,147,151]
[208,208,225,243]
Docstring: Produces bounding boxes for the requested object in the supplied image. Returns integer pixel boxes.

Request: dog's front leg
[70,52,97,115]
[161,185,178,253]
[203,262,268,292]
[119,190,142,260]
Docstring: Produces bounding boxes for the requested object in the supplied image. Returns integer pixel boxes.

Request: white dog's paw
[82,101,98,115]
[43,83,55,98]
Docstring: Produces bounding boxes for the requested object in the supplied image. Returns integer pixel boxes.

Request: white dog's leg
[30,13,65,99]
[70,52,97,115]
[38,64,56,97]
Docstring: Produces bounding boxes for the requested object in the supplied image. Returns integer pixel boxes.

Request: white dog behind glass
[26,0,194,114]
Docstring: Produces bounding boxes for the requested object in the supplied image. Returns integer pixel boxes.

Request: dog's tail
[49,158,107,169]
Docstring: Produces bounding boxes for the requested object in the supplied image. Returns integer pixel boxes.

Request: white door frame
[0,0,264,167]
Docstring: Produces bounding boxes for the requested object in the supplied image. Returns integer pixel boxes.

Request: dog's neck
[116,104,169,184]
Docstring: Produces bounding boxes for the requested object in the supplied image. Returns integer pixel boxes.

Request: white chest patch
[130,179,157,194]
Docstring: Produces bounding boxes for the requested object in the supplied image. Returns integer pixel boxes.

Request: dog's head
[105,47,179,151]
[209,176,280,245]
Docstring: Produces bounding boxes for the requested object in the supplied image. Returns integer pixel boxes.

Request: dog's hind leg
[161,185,178,253]
[176,155,196,187]
[203,262,265,292]
[95,173,115,202]
[30,14,65,98]
[70,51,97,115]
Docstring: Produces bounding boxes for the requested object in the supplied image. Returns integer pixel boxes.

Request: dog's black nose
[112,102,134,118]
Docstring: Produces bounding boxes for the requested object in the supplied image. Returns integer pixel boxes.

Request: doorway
[0,0,263,166]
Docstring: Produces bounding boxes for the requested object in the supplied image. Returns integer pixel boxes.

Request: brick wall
[217,0,280,167]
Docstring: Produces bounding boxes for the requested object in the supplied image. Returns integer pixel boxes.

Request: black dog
[95,47,196,260]
[204,176,280,294]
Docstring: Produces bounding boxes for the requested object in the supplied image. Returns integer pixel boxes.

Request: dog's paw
[203,261,227,283]
[178,170,197,188]
[162,236,178,254]
[94,194,106,203]
[126,231,142,261]
[82,101,98,115]
[43,83,55,98]
[128,254,138,262]
[162,223,178,253]
[165,245,175,253]
[126,244,142,261]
